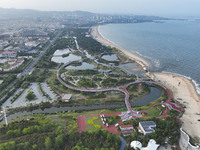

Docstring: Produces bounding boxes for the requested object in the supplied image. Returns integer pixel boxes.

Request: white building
[120,125,134,131]
[130,139,160,150]
[141,139,159,150]
[130,141,142,149]
[62,94,72,102]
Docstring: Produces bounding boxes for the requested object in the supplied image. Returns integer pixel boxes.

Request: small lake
[130,87,162,106]
[93,59,110,67]
[65,62,95,70]
[119,63,145,76]
[53,49,70,55]
[51,53,81,63]
[102,54,119,61]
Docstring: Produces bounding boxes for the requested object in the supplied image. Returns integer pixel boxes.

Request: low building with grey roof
[139,121,156,135]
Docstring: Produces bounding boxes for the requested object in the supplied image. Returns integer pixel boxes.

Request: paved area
[78,112,121,135]
[3,82,57,108]
[41,83,57,100]
[77,116,87,132]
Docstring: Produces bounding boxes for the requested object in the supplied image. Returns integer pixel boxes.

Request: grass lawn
[146,105,165,117]
[73,108,126,116]
[11,113,78,133]
[85,116,103,130]
[106,115,121,125]
[133,98,162,111]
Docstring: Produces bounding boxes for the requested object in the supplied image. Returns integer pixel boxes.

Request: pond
[93,59,110,67]
[119,63,145,76]
[65,62,95,70]
[53,49,70,55]
[51,53,81,63]
[101,54,119,61]
[130,87,162,106]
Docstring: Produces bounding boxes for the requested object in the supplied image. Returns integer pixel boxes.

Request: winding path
[57,61,182,119]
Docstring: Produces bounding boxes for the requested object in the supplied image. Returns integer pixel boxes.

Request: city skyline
[0,0,200,17]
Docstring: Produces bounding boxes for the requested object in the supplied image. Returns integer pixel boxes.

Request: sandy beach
[91,26,150,70]
[153,73,200,141]
[91,25,200,142]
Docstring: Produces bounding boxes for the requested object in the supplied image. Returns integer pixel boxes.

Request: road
[20,31,62,77]
[0,30,62,104]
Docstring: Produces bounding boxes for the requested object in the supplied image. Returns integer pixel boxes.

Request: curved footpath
[57,62,182,119]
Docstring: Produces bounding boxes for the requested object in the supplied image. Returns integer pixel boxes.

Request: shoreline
[152,72,200,140]
[91,26,150,71]
[91,25,200,142]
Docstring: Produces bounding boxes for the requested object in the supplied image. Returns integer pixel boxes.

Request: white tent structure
[141,139,160,150]
[130,141,142,149]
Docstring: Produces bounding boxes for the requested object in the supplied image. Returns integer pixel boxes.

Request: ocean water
[99,20,200,94]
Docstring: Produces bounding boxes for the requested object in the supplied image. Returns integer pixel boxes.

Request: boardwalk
[56,59,182,133]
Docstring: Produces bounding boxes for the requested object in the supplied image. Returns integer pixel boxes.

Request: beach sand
[91,26,150,70]
[91,25,200,142]
[153,73,200,141]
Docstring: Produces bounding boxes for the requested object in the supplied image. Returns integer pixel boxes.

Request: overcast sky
[0,0,200,17]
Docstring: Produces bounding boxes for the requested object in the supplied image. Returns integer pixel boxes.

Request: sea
[99,20,200,94]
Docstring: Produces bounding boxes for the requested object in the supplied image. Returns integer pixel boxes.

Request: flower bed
[86,116,102,130]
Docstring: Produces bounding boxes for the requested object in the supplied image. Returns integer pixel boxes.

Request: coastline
[91,26,150,71]
[152,72,200,139]
[91,25,200,142]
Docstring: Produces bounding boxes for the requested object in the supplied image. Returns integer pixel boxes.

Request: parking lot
[3,82,58,108]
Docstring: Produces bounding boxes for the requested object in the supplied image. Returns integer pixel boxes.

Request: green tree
[45,137,52,149]
[0,141,16,150]
[55,134,64,149]
[55,126,64,135]
[32,144,38,150]
[17,142,30,150]
[21,81,30,89]
[25,92,35,101]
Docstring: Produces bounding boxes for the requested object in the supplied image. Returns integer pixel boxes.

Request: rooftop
[120,125,133,128]
[62,94,72,100]
[140,121,156,127]
[140,121,156,133]
[1,51,16,54]
[131,141,142,149]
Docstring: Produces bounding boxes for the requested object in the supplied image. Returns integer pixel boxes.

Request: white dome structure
[130,141,142,149]
[141,139,160,150]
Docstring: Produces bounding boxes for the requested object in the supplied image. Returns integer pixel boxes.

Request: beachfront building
[139,121,156,135]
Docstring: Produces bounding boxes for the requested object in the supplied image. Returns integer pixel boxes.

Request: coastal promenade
[56,60,182,135]
[91,25,200,141]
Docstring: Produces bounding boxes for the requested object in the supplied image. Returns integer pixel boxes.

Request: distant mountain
[0,7,168,23]
[0,8,96,20]
[0,7,50,20]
